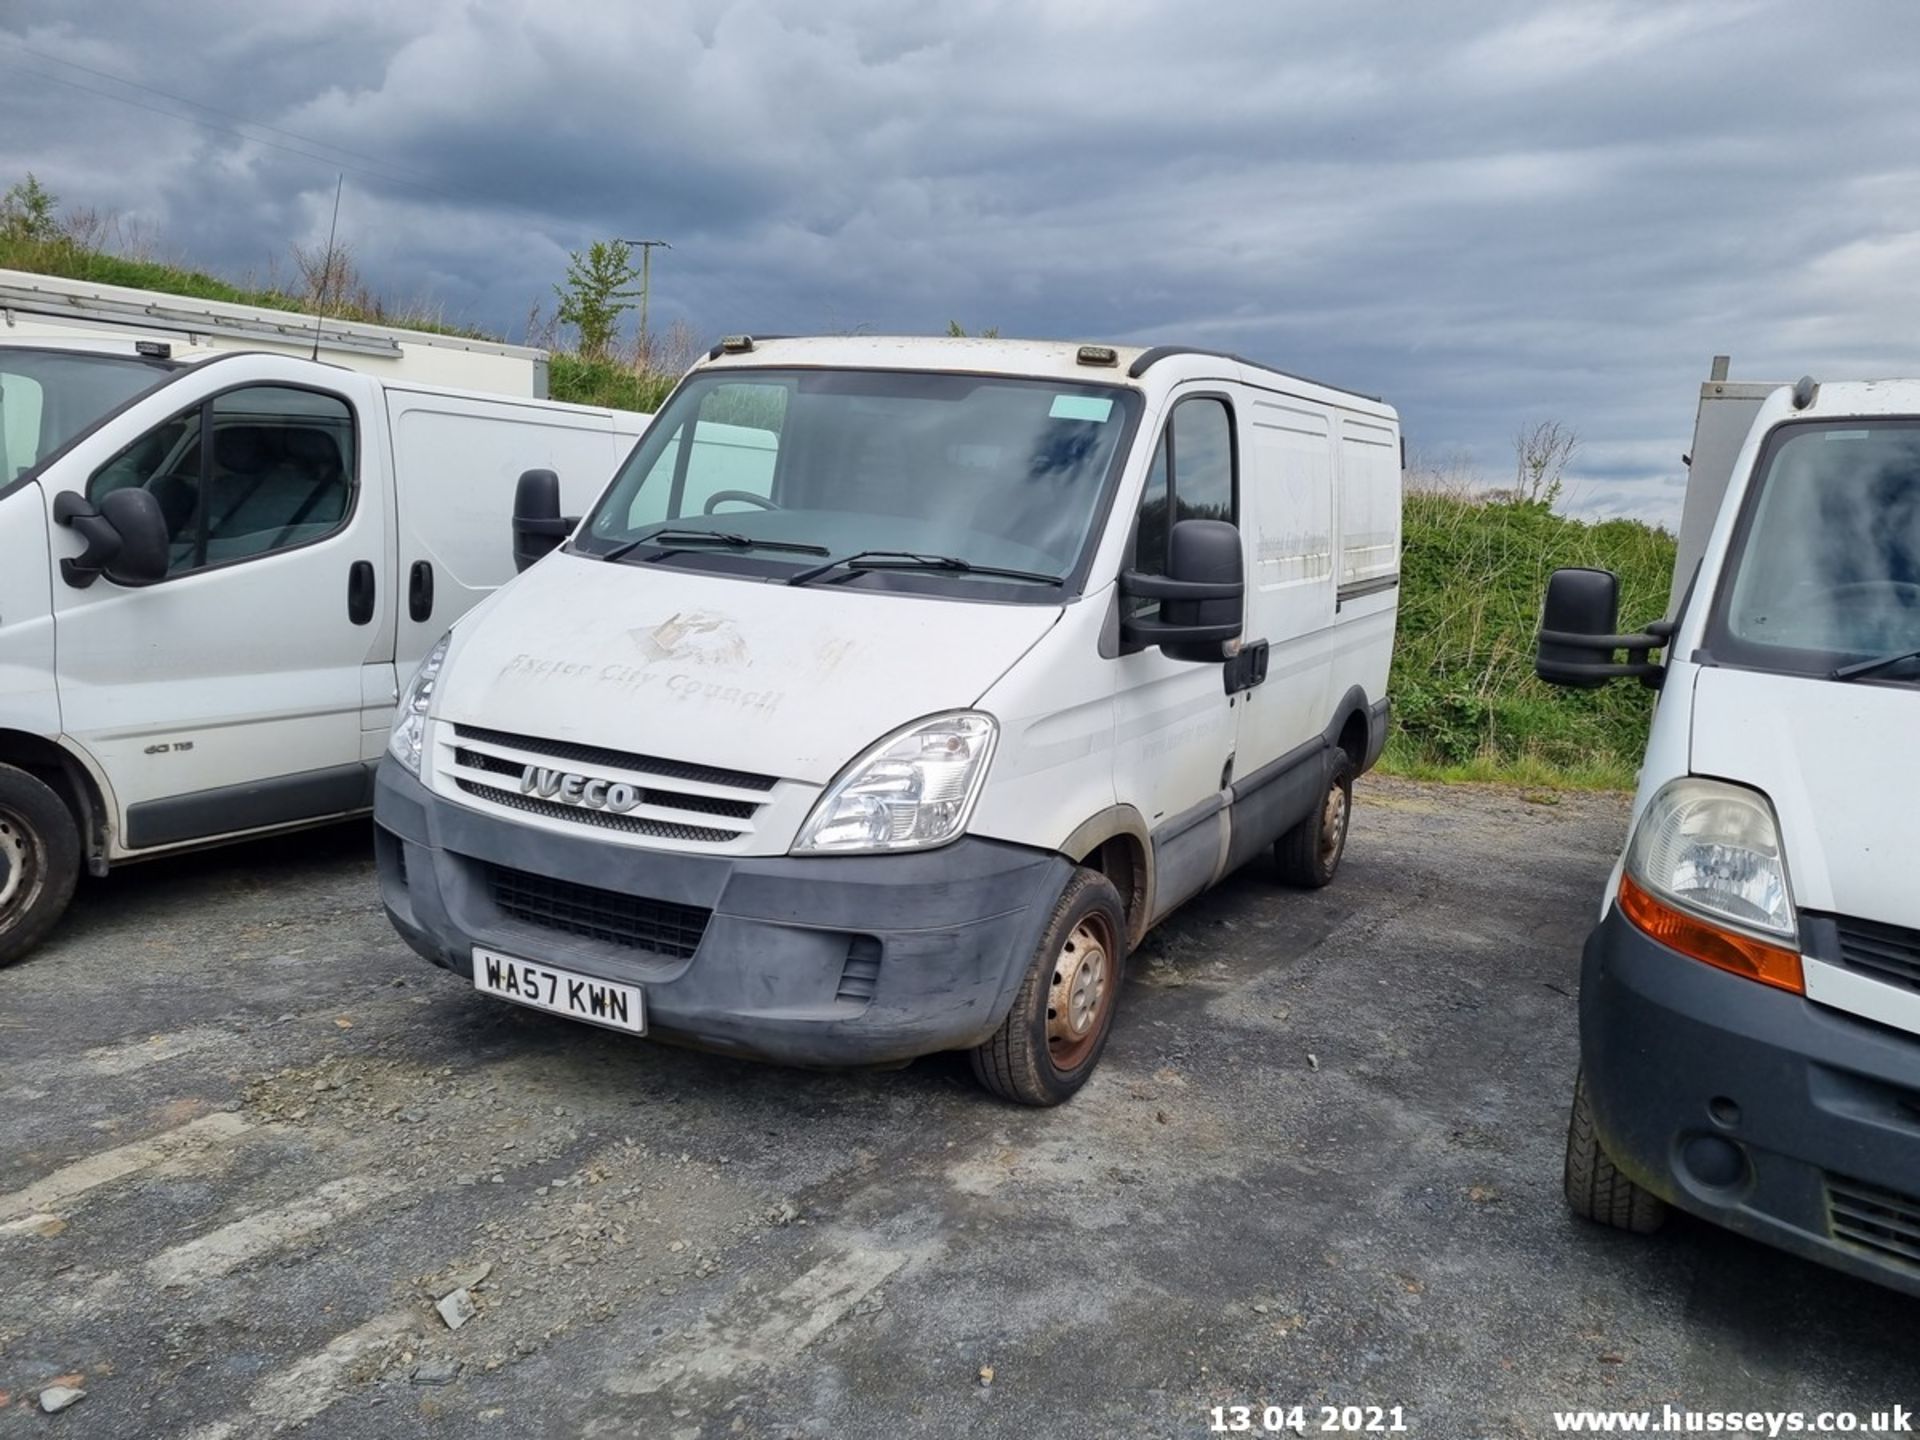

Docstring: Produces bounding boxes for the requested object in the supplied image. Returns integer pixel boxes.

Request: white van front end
[375,548,1080,1068]
[1545,379,1920,1296]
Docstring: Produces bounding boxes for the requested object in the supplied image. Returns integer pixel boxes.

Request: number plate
[472,948,645,1034]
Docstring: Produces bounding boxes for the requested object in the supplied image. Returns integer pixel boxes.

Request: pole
[621,238,670,360]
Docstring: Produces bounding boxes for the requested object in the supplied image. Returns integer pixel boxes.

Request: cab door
[44,359,393,853]
[1110,390,1242,921]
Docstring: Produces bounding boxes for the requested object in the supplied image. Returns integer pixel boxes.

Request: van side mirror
[511,469,576,573]
[1119,518,1245,661]
[1535,566,1670,689]
[53,488,169,588]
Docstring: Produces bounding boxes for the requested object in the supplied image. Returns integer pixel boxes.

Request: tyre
[1275,749,1353,888]
[0,763,83,968]
[1564,1068,1667,1234]
[970,868,1127,1106]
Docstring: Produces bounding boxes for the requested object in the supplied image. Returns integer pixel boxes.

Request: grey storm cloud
[5,0,1920,525]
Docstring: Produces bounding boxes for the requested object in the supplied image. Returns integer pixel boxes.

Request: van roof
[695,335,1394,415]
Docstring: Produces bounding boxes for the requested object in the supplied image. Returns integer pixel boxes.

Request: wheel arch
[1327,684,1379,773]
[0,731,113,876]
[1058,805,1153,952]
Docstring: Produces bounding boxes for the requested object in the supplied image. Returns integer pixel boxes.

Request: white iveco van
[0,338,645,965]
[1537,367,1920,1296]
[375,336,1401,1103]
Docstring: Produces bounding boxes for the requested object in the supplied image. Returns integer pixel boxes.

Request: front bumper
[1581,904,1920,1298]
[373,759,1072,1068]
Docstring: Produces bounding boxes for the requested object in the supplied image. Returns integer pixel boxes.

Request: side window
[1130,396,1236,610]
[87,386,356,577]
[614,382,787,530]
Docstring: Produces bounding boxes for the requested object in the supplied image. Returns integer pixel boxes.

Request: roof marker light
[1076,345,1118,367]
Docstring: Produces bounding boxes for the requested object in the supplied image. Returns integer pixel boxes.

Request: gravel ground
[1,777,1914,1439]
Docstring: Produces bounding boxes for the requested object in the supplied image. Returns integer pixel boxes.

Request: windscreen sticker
[1049,394,1114,422]
[1823,430,1870,441]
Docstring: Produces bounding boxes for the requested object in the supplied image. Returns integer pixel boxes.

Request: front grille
[837,936,883,1004]
[487,865,710,958]
[453,748,756,819]
[458,781,738,844]
[455,724,776,792]
[1827,1173,1920,1272]
[1835,916,1920,993]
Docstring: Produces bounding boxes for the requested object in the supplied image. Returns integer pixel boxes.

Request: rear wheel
[1275,750,1353,888]
[0,763,82,968]
[970,868,1126,1106]
[1564,1068,1667,1233]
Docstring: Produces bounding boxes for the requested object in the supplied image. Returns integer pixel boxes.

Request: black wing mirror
[511,469,577,573]
[1119,518,1244,662]
[54,488,170,588]
[1535,566,1670,689]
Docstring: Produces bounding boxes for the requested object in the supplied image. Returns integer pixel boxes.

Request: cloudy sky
[4,0,1919,523]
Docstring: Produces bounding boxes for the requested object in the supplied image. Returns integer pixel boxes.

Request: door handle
[1223,639,1269,695]
[408,560,434,623]
[347,560,375,625]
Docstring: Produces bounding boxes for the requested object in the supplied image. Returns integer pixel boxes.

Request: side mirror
[1119,518,1245,661]
[53,488,169,588]
[1535,566,1670,689]
[511,468,576,573]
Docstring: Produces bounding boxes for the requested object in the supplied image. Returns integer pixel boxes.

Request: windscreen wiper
[600,528,829,564]
[1832,646,1920,681]
[786,549,1065,589]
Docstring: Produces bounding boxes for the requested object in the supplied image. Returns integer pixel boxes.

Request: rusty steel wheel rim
[0,806,35,915]
[1319,784,1349,867]
[1045,911,1116,1071]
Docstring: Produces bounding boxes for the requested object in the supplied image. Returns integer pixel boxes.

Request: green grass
[546,353,678,412]
[1385,491,1674,790]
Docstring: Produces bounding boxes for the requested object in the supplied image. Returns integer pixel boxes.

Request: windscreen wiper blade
[787,549,1064,588]
[601,528,830,564]
[1832,645,1920,680]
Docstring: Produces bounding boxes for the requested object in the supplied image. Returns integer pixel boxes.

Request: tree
[1,173,61,244]
[1512,420,1577,509]
[946,320,1001,338]
[555,240,641,360]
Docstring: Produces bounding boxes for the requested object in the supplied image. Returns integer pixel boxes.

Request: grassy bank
[1382,491,1673,788]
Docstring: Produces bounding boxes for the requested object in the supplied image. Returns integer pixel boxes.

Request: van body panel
[425,550,1064,802]
[386,385,641,668]
[0,483,59,739]
[1688,666,1915,927]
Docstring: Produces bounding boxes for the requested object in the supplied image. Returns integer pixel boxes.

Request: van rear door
[385,388,628,668]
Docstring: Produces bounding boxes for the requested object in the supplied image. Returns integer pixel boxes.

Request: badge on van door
[520,766,642,813]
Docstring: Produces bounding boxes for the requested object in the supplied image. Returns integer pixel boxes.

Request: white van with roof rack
[1536,358,1920,1296]
[375,334,1401,1103]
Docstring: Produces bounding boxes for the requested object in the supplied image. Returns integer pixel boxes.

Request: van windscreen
[1707,419,1920,681]
[576,368,1140,598]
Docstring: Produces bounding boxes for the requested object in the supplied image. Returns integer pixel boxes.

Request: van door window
[87,385,357,577]
[1130,396,1237,613]
[616,382,788,529]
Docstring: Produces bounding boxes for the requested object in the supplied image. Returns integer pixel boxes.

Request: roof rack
[1125,345,1382,403]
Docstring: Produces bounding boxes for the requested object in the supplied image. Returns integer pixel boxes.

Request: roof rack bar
[1126,345,1382,403]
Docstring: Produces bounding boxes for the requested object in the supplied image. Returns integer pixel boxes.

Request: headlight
[792,712,998,854]
[1625,777,1795,939]
[388,632,452,776]
[1619,777,1803,994]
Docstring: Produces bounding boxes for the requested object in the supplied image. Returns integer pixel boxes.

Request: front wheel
[970,868,1127,1106]
[0,763,82,968]
[1564,1068,1667,1234]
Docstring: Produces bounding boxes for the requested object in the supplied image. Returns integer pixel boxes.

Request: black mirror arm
[1118,570,1243,603]
[1121,616,1244,645]
[1535,617,1673,689]
[52,491,120,589]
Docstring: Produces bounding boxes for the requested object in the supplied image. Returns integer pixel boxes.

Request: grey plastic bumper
[373,759,1073,1068]
[1581,904,1920,1298]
